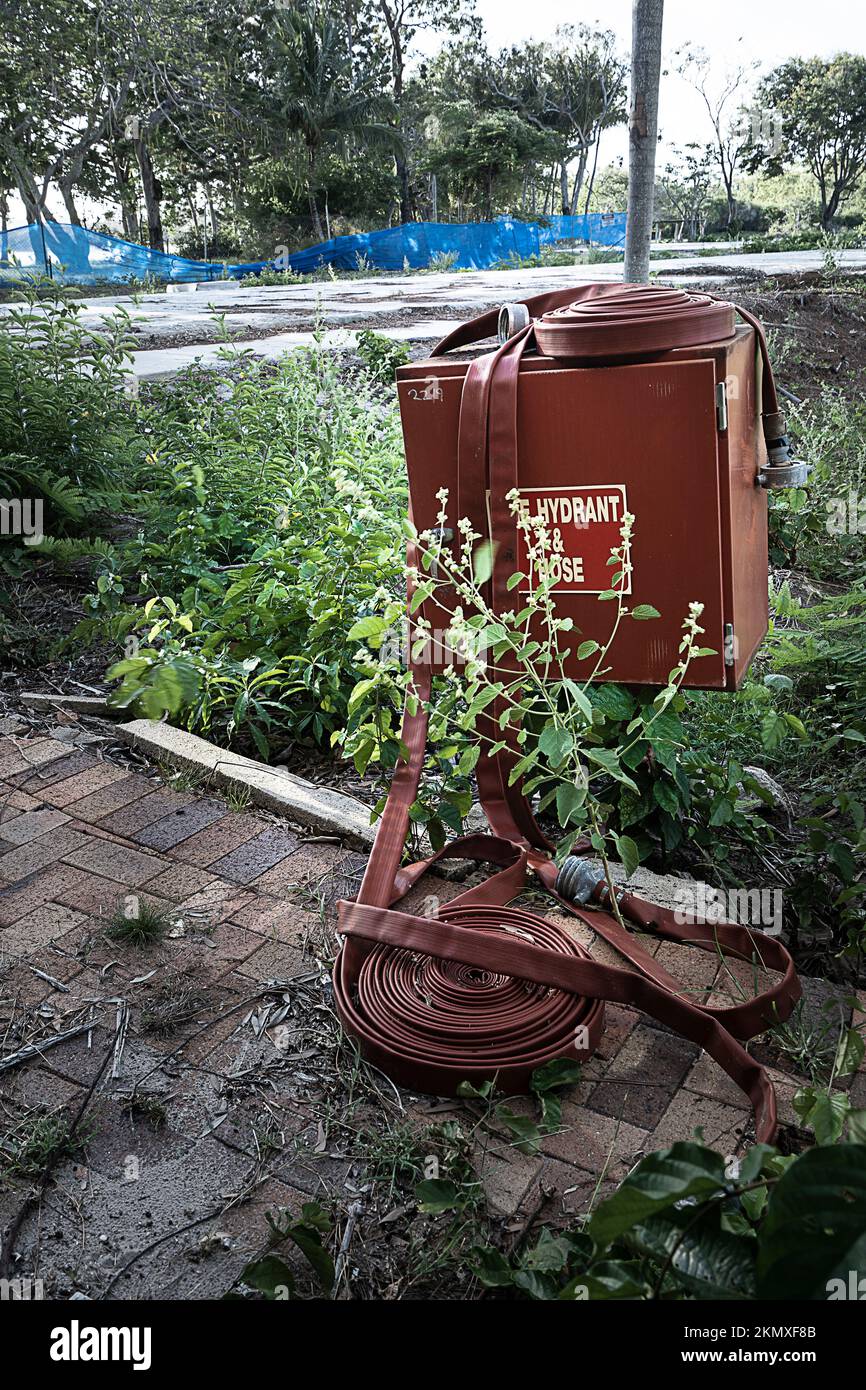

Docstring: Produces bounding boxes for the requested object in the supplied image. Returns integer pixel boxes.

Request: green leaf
[415,1178,462,1213]
[590,684,637,721]
[346,615,385,641]
[561,678,593,723]
[709,796,734,826]
[757,1145,866,1298]
[495,1103,542,1154]
[835,1028,866,1079]
[737,1144,778,1184]
[458,743,481,775]
[614,834,640,880]
[539,722,573,768]
[631,604,660,620]
[629,1212,756,1299]
[469,1246,514,1287]
[783,712,808,740]
[238,1254,294,1299]
[794,1087,851,1145]
[829,841,857,884]
[287,1222,335,1291]
[564,1260,647,1300]
[472,539,495,585]
[522,1227,572,1274]
[589,1144,727,1246]
[576,640,600,660]
[530,1058,583,1094]
[760,710,788,751]
[556,781,587,827]
[848,1111,866,1143]
[456,1079,495,1100]
[585,746,639,791]
[512,1269,560,1299]
[652,779,681,816]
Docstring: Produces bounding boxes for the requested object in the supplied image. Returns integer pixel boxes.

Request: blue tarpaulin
[0,211,626,286]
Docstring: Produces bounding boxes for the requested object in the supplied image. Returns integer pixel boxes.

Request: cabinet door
[514,357,727,688]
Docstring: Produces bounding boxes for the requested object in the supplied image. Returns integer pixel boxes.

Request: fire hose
[334,283,803,1145]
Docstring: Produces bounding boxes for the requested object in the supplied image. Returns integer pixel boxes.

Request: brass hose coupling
[758,410,810,488]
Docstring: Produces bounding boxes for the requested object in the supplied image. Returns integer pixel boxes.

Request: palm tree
[273,4,399,241]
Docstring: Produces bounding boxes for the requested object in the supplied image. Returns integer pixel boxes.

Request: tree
[0,0,257,250]
[365,0,479,222]
[490,29,626,216]
[747,55,866,229]
[677,43,756,230]
[624,0,664,284]
[657,143,714,240]
[546,27,627,215]
[272,3,397,240]
[423,104,555,220]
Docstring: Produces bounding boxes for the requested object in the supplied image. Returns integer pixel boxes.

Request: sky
[467,0,866,167]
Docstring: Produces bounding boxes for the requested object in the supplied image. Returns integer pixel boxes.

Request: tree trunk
[560,163,570,215]
[624,0,664,284]
[59,181,81,225]
[109,140,139,240]
[583,134,603,216]
[395,152,412,225]
[569,147,589,215]
[206,191,218,240]
[133,138,164,251]
[12,164,47,224]
[821,183,842,229]
[307,185,324,241]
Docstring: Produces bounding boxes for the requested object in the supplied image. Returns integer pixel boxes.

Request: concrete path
[0,730,860,1297]
[4,245,865,381]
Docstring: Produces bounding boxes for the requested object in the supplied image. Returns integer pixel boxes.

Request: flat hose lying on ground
[333,283,801,1146]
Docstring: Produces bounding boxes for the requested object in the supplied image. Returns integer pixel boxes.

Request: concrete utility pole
[624,0,664,284]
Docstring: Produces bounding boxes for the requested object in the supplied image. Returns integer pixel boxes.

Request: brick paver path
[0,734,861,1298]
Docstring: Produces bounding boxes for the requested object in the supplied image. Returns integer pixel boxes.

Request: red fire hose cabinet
[333,287,805,1144]
[398,321,772,690]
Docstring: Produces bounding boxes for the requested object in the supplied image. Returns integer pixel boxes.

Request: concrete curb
[115,718,376,848]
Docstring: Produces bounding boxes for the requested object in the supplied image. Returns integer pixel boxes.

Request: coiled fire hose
[334,283,802,1145]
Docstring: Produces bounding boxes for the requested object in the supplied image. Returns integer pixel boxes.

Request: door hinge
[724,623,736,666]
[715,381,728,432]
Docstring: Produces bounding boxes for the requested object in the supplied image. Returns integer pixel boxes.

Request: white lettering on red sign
[516,485,630,594]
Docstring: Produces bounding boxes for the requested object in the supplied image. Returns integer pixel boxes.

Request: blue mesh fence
[0,211,625,286]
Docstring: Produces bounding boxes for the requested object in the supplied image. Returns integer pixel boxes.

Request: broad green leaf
[614,833,640,880]
[415,1178,462,1213]
[347,615,385,641]
[238,1255,294,1299]
[539,722,573,768]
[522,1228,573,1274]
[589,1144,727,1246]
[757,1145,866,1298]
[469,1246,514,1287]
[556,781,587,827]
[628,1212,756,1299]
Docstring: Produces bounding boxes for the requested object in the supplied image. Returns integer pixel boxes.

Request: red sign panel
[513,484,630,593]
